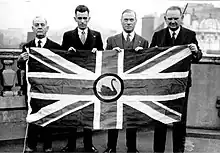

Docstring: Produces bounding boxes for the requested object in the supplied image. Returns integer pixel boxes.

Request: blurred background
[0,0,220,55]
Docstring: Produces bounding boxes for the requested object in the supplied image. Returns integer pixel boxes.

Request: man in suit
[103,9,148,153]
[150,6,202,153]
[61,5,103,153]
[18,16,62,153]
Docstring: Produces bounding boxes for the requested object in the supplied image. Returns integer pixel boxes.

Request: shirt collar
[123,31,135,41]
[35,37,47,47]
[78,28,88,36]
[168,27,180,39]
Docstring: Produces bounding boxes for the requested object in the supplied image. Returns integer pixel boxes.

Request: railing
[0,48,27,140]
[0,49,26,109]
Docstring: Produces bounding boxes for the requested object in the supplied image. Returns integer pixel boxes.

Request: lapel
[29,39,36,47]
[43,38,49,48]
[159,28,168,47]
[133,34,142,49]
[175,26,185,45]
[84,28,96,47]
[113,33,123,49]
[72,28,80,43]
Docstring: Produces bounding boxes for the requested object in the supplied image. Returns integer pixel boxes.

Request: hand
[188,43,198,53]
[135,46,143,52]
[18,52,29,61]
[113,47,123,52]
[91,48,98,53]
[68,47,76,52]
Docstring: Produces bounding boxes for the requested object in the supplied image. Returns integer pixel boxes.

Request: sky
[0,0,220,34]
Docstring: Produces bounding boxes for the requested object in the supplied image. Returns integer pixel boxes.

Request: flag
[26,45,192,129]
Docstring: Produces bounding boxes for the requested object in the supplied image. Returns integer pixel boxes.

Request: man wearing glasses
[61,4,103,153]
[150,6,202,153]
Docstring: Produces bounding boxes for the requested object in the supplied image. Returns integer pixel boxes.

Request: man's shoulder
[154,28,167,35]
[47,38,59,44]
[63,29,76,35]
[107,33,121,40]
[135,33,147,41]
[46,38,61,48]
[181,26,196,34]
[23,39,34,47]
[89,29,101,35]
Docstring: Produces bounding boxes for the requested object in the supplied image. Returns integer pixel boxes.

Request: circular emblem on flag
[93,73,124,102]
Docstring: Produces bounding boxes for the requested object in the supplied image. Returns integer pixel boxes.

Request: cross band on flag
[26,45,191,129]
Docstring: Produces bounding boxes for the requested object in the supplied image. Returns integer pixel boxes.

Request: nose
[127,20,132,24]
[37,25,42,29]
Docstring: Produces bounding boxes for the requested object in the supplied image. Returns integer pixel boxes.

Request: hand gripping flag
[26,45,192,129]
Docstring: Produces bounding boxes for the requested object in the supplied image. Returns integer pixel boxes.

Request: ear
[74,17,77,22]
[32,26,34,31]
[164,16,166,20]
[46,25,49,31]
[88,16,91,22]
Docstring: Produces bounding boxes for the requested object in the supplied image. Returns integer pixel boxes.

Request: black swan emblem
[98,78,117,96]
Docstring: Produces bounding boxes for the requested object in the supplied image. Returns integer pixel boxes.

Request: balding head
[32,16,49,39]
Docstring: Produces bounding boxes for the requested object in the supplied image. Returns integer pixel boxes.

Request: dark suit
[150,26,202,153]
[106,33,148,151]
[62,28,103,51]
[61,28,103,150]
[20,38,62,150]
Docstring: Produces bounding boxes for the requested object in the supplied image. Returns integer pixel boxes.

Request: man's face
[121,11,137,33]
[74,11,90,30]
[32,17,49,39]
[165,9,183,31]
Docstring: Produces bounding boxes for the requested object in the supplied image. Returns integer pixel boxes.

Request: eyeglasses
[77,17,88,20]
[167,17,180,21]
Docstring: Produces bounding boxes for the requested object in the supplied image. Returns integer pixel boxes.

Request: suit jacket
[106,33,148,50]
[62,28,103,51]
[150,26,203,86]
[17,38,62,112]
[18,38,62,69]
[23,38,62,50]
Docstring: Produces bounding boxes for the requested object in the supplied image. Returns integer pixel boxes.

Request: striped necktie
[126,33,131,42]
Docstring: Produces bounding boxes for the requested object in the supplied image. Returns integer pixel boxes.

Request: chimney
[141,15,155,43]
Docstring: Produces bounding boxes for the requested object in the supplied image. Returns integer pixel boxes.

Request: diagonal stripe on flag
[123,101,180,124]
[30,48,95,75]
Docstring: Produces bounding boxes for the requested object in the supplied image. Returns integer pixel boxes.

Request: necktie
[81,31,86,44]
[126,33,131,42]
[172,32,176,45]
[37,40,42,48]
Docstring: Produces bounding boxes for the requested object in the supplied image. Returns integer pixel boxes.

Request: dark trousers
[107,128,137,151]
[154,87,190,153]
[27,124,52,150]
[66,128,93,150]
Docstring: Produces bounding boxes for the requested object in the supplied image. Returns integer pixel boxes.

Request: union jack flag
[26,45,191,129]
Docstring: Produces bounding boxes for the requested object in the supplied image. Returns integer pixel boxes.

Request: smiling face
[74,11,90,30]
[121,11,137,33]
[165,9,183,31]
[32,16,49,39]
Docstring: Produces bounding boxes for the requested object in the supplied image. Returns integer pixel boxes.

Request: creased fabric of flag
[26,45,192,129]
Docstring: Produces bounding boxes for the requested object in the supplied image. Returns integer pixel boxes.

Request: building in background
[0,33,3,48]
[141,3,220,54]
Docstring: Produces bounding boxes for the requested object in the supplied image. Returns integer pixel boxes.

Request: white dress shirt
[35,37,47,47]
[168,27,180,39]
[123,31,135,42]
[78,28,88,41]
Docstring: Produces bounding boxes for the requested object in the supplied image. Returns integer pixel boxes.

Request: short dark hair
[75,5,89,15]
[165,6,183,15]
[121,9,136,19]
